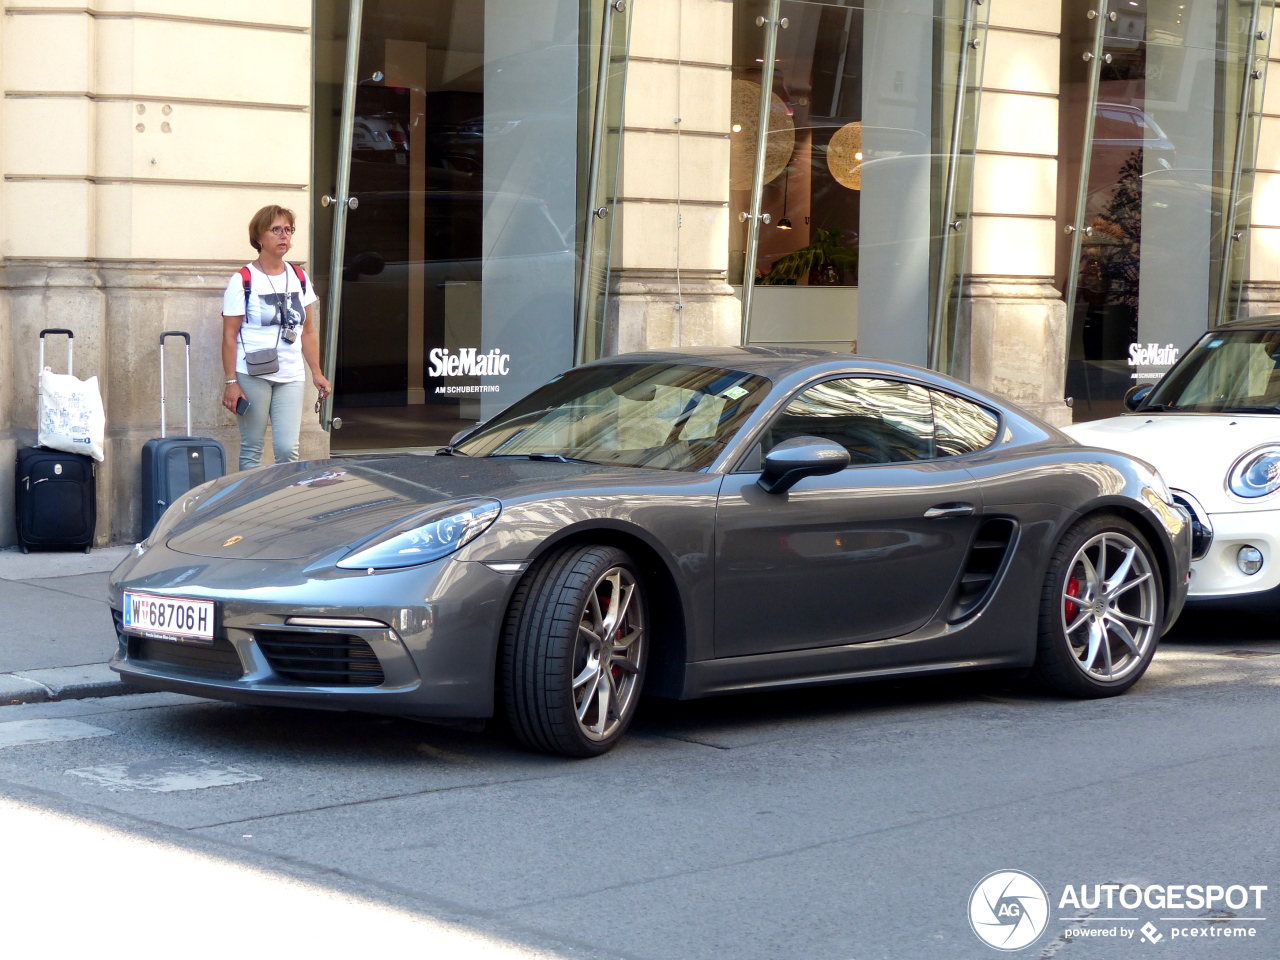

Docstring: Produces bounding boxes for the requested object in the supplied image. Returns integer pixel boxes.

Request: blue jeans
[235,374,305,470]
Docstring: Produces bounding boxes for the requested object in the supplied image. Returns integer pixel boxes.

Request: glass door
[317,0,601,452]
[1060,0,1274,421]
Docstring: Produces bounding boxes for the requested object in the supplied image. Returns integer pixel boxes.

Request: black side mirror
[1124,384,1154,412]
[758,437,851,494]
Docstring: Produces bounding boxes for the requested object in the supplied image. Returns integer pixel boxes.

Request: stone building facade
[2,0,1278,545]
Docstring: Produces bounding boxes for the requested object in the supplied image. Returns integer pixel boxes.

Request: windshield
[1144,329,1280,414]
[454,363,770,471]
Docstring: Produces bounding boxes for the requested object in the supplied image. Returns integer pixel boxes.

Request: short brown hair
[248,205,295,251]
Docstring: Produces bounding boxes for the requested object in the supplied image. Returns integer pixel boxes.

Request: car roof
[1215,314,1280,331]
[582,346,953,383]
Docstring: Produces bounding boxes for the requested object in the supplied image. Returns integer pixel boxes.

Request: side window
[762,377,934,465]
[931,389,999,456]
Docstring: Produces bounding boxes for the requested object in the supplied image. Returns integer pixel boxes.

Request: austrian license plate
[122,592,215,645]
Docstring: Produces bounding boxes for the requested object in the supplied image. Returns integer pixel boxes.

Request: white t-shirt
[222,262,318,384]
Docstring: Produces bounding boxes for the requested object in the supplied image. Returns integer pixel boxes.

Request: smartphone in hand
[235,396,250,416]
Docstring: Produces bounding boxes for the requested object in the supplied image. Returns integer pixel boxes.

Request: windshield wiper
[434,445,471,456]
[486,453,603,465]
[1220,406,1280,414]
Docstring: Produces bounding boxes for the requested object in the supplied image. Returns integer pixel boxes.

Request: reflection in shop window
[1062,0,1274,422]
[729,0,972,366]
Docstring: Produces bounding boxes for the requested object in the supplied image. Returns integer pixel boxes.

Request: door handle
[924,503,974,519]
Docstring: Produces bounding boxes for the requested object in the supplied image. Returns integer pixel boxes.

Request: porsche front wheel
[1033,514,1163,698]
[502,545,648,757]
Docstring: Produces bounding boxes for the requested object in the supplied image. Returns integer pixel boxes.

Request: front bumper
[108,544,520,718]
[1186,508,1280,600]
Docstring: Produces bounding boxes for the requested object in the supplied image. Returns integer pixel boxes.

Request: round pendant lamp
[729,79,795,190]
[827,121,864,191]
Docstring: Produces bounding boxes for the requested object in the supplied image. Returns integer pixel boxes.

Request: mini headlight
[1227,445,1280,499]
[337,499,500,570]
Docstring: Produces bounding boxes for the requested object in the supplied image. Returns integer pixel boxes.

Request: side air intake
[948,518,1018,622]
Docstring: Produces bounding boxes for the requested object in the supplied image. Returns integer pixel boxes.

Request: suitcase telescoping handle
[37,328,75,408]
[38,328,74,377]
[158,330,192,439]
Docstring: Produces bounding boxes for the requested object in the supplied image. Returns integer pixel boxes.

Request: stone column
[0,3,321,545]
[955,0,1072,426]
[607,0,741,353]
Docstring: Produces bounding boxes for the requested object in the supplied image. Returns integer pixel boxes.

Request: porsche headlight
[141,486,208,549]
[1228,445,1280,499]
[337,499,500,570]
[1147,470,1174,506]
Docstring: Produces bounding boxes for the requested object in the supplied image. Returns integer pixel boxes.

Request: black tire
[1032,513,1164,698]
[501,544,648,757]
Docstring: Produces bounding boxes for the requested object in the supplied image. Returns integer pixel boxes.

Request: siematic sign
[1128,342,1180,380]
[429,348,511,395]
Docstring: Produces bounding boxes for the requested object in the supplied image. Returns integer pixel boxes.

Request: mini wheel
[502,545,648,757]
[1033,514,1163,698]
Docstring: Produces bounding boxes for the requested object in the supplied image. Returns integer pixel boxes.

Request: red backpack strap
[289,262,307,295]
[237,266,253,312]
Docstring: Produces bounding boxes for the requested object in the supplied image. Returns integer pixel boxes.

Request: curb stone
[1,664,137,705]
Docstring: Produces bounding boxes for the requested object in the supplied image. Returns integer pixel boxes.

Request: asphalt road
[1,609,1278,960]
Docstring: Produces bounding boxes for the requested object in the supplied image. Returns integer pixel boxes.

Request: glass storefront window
[1061,0,1274,421]
[730,0,988,369]
[316,0,601,452]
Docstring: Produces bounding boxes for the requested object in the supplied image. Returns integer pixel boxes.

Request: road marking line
[66,757,262,792]
[0,718,114,748]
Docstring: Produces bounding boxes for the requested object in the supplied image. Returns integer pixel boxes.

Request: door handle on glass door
[924,503,974,519]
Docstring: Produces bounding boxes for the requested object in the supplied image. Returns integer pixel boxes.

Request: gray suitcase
[140,331,226,538]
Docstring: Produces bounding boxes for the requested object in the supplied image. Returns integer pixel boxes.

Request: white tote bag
[38,367,106,462]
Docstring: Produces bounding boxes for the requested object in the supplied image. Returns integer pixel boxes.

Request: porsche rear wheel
[1032,514,1163,698]
[501,545,648,757]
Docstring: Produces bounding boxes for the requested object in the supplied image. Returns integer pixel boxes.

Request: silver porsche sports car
[110,349,1191,756]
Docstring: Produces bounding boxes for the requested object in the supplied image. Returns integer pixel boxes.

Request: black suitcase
[140,331,226,538]
[16,329,97,553]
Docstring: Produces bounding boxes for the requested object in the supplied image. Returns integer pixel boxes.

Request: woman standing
[221,205,331,470]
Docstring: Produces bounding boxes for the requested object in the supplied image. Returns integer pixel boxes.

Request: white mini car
[1065,316,1280,605]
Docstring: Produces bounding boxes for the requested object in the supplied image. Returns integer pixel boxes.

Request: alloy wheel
[572,565,645,742]
[1060,532,1158,682]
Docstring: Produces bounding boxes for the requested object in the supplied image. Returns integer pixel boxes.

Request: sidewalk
[0,545,138,704]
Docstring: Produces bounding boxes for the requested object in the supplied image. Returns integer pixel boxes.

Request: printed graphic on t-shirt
[254,292,305,331]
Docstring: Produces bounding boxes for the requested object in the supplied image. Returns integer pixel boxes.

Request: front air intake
[254,631,385,687]
[114,608,244,678]
[948,518,1018,622]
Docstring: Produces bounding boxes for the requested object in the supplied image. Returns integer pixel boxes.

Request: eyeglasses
[268,225,296,237]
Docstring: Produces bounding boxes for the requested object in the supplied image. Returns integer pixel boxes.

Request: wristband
[224,378,238,384]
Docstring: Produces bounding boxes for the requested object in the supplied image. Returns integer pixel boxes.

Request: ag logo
[969,870,1049,951]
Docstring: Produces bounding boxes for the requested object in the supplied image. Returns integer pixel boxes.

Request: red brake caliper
[1064,575,1081,622]
[600,588,623,682]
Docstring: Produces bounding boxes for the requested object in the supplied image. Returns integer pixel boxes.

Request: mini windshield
[454,363,770,471]
[1144,329,1280,414]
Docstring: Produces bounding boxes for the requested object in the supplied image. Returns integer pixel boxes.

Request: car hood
[164,456,641,561]
[1063,414,1280,513]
